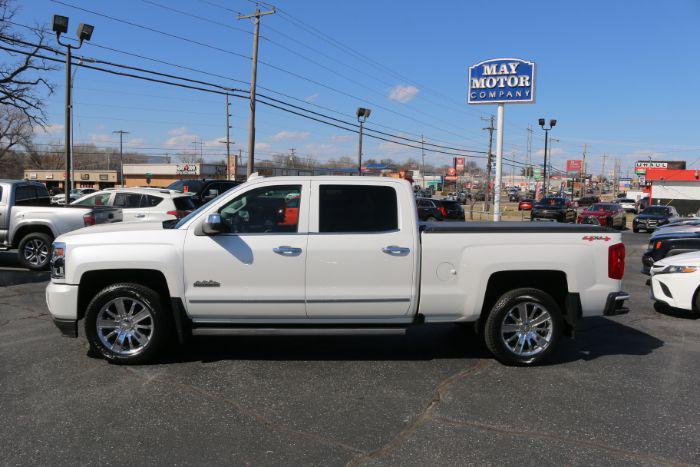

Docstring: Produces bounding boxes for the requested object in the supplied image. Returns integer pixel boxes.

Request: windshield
[588,203,615,211]
[167,180,204,194]
[642,206,669,215]
[536,197,565,207]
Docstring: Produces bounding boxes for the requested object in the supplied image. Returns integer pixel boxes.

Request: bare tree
[0,0,55,128]
[0,104,32,161]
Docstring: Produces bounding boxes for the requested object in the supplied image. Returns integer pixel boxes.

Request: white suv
[72,187,196,222]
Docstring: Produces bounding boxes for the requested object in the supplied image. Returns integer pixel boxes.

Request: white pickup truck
[46,176,629,365]
[0,180,122,270]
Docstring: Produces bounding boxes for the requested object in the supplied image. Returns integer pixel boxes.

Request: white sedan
[650,251,700,313]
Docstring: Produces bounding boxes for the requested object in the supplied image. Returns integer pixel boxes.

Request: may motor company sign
[468,58,536,104]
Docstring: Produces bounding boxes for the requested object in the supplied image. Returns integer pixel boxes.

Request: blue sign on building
[468,58,536,104]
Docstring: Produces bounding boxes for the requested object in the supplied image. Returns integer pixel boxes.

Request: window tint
[74,192,111,206]
[114,193,143,208]
[173,196,196,211]
[219,185,301,234]
[142,195,163,207]
[319,185,397,233]
[15,185,35,202]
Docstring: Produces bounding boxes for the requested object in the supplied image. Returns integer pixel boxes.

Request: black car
[576,195,600,207]
[416,197,444,221]
[633,205,680,233]
[167,179,242,207]
[434,199,465,220]
[641,230,700,275]
[530,197,576,223]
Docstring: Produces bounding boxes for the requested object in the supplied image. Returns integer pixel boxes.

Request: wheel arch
[478,270,576,336]
[77,269,171,321]
[12,224,55,248]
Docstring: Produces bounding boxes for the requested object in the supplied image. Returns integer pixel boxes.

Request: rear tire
[17,232,53,271]
[84,283,173,364]
[484,288,563,366]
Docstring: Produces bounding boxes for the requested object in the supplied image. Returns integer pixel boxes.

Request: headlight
[657,265,697,274]
[51,241,66,279]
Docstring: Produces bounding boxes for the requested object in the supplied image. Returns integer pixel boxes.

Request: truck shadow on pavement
[0,251,50,287]
[146,318,664,366]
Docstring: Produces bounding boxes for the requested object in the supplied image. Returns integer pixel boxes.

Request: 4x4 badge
[193,280,221,287]
[582,235,611,242]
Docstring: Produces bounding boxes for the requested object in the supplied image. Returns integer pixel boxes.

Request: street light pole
[113,130,129,186]
[538,118,557,198]
[53,15,94,204]
[356,107,371,176]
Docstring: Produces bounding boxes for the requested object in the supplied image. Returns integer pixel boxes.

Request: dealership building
[645,167,700,215]
[23,169,118,191]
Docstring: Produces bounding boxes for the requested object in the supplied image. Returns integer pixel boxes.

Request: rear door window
[319,185,398,233]
[142,195,164,207]
[114,193,144,208]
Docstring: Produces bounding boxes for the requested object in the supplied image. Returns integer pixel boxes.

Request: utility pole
[112,130,129,186]
[238,4,276,178]
[420,134,425,187]
[482,115,495,212]
[600,154,608,196]
[580,144,587,198]
[225,93,233,180]
[526,124,533,191]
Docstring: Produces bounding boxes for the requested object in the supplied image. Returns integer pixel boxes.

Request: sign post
[468,58,536,221]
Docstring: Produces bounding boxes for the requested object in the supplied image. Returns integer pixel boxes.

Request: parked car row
[416,197,464,221]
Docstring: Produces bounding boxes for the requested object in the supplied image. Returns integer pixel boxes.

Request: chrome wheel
[500,302,553,357]
[96,297,154,356]
[23,239,49,266]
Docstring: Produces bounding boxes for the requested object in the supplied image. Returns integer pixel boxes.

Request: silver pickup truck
[0,180,122,270]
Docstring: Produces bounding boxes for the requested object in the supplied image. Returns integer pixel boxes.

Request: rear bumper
[603,291,630,316]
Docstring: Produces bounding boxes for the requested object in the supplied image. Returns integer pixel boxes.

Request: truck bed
[421,221,613,233]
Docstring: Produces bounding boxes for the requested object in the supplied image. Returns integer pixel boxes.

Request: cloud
[272,130,310,141]
[388,84,419,103]
[302,143,346,158]
[330,134,354,143]
[306,93,319,102]
[255,142,271,151]
[535,147,565,157]
[125,138,146,148]
[164,127,198,149]
[35,123,64,135]
[90,133,114,144]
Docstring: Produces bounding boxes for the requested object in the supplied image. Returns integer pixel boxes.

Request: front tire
[17,232,53,270]
[484,288,563,366]
[84,283,172,364]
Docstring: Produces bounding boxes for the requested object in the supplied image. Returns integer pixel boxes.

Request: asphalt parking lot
[1,234,698,466]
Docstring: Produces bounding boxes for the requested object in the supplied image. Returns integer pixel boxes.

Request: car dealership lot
[0,234,698,465]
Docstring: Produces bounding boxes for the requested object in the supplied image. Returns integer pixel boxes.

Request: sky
[10,0,700,176]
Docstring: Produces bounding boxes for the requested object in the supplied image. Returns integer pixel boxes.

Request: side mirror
[202,213,225,235]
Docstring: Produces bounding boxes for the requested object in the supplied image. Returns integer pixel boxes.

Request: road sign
[447,167,457,176]
[468,58,536,105]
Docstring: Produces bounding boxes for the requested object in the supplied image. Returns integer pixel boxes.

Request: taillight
[608,243,625,279]
[83,213,95,226]
[438,206,447,216]
[167,210,191,219]
[655,241,662,250]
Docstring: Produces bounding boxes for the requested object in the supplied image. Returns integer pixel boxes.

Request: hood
[581,210,611,217]
[654,250,700,267]
[651,226,700,239]
[57,221,165,239]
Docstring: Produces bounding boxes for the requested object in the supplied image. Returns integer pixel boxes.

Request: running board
[192,327,407,336]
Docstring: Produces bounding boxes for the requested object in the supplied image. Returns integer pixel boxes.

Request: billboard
[454,157,465,173]
[634,160,686,175]
[468,58,536,104]
[566,160,582,176]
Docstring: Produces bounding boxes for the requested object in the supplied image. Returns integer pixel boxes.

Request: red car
[279,195,300,226]
[518,199,534,211]
[577,203,627,230]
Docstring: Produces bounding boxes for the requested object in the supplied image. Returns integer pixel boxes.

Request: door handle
[136,214,146,218]
[273,246,302,256]
[382,245,410,256]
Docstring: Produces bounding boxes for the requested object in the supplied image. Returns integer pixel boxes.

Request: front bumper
[603,291,630,316]
[46,281,79,329]
[52,317,78,337]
